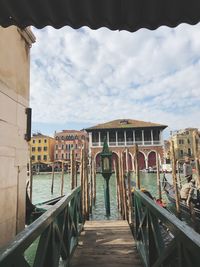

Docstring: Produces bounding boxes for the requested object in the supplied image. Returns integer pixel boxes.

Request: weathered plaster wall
[0,26,34,247]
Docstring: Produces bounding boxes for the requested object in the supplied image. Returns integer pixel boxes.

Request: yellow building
[171,128,198,162]
[30,133,55,170]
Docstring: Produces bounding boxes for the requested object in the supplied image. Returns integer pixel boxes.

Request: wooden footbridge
[70,220,142,267]
[0,185,200,267]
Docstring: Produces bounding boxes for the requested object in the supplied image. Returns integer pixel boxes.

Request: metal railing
[133,189,200,267]
[0,186,83,267]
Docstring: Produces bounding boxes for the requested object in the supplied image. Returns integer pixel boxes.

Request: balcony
[109,142,117,146]
[91,140,162,147]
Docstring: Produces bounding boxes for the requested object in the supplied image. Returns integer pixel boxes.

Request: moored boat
[162,174,200,230]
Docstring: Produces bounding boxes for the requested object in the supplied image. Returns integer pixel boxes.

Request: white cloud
[30,23,200,135]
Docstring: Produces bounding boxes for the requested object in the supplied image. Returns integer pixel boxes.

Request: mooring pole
[193,131,200,187]
[171,140,180,216]
[156,152,162,200]
[104,177,111,216]
[51,162,55,194]
[135,144,140,189]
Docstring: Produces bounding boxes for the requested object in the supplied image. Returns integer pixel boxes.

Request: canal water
[32,172,172,220]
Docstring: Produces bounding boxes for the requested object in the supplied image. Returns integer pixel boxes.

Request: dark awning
[1,0,200,31]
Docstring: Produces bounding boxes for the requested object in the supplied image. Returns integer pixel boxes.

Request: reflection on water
[32,172,170,220]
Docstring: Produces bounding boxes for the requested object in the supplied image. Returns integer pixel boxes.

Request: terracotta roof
[0,1,200,31]
[32,133,53,139]
[55,130,87,136]
[86,119,167,131]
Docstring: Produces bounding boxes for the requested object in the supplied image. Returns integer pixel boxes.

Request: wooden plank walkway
[70,220,143,267]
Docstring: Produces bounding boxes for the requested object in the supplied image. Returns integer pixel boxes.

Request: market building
[86,119,167,171]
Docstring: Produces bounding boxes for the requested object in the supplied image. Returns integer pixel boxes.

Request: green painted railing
[134,189,200,267]
[0,186,82,267]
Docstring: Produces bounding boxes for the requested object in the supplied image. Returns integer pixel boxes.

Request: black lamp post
[100,138,112,217]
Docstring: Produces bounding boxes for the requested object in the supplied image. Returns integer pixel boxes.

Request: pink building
[54,130,88,164]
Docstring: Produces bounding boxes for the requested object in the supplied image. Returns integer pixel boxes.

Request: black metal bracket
[24,107,32,141]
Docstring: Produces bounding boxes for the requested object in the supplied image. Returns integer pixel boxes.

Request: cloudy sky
[30,23,200,139]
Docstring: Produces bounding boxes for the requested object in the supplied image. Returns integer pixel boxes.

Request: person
[180,176,195,206]
[183,156,192,178]
[180,157,195,205]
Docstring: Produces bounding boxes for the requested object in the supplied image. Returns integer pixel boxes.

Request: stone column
[145,156,148,169]
[124,131,127,146]
[107,131,109,145]
[116,131,118,146]
[142,130,144,145]
[89,132,92,157]
[89,132,92,148]
[160,130,163,145]
[98,132,101,146]
[133,130,135,144]
[151,130,154,145]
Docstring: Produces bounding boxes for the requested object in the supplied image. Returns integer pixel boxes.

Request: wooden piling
[89,157,93,214]
[118,154,124,218]
[80,148,85,219]
[171,140,180,216]
[80,146,89,220]
[114,158,121,214]
[127,171,133,224]
[156,152,162,200]
[71,149,75,190]
[125,148,132,223]
[193,131,200,187]
[177,160,182,188]
[120,152,127,220]
[135,145,140,189]
[125,148,129,173]
[74,160,78,187]
[51,162,55,194]
[61,161,64,196]
[84,148,89,220]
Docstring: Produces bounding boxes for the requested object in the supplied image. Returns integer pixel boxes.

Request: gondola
[162,175,200,230]
[26,182,64,224]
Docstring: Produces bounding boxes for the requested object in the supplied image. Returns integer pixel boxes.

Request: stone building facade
[30,133,55,172]
[86,119,167,171]
[0,27,35,247]
[54,130,88,167]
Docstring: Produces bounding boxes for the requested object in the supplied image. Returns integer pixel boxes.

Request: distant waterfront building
[30,133,55,171]
[85,119,167,171]
[54,130,88,163]
[170,128,199,162]
[163,140,171,164]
